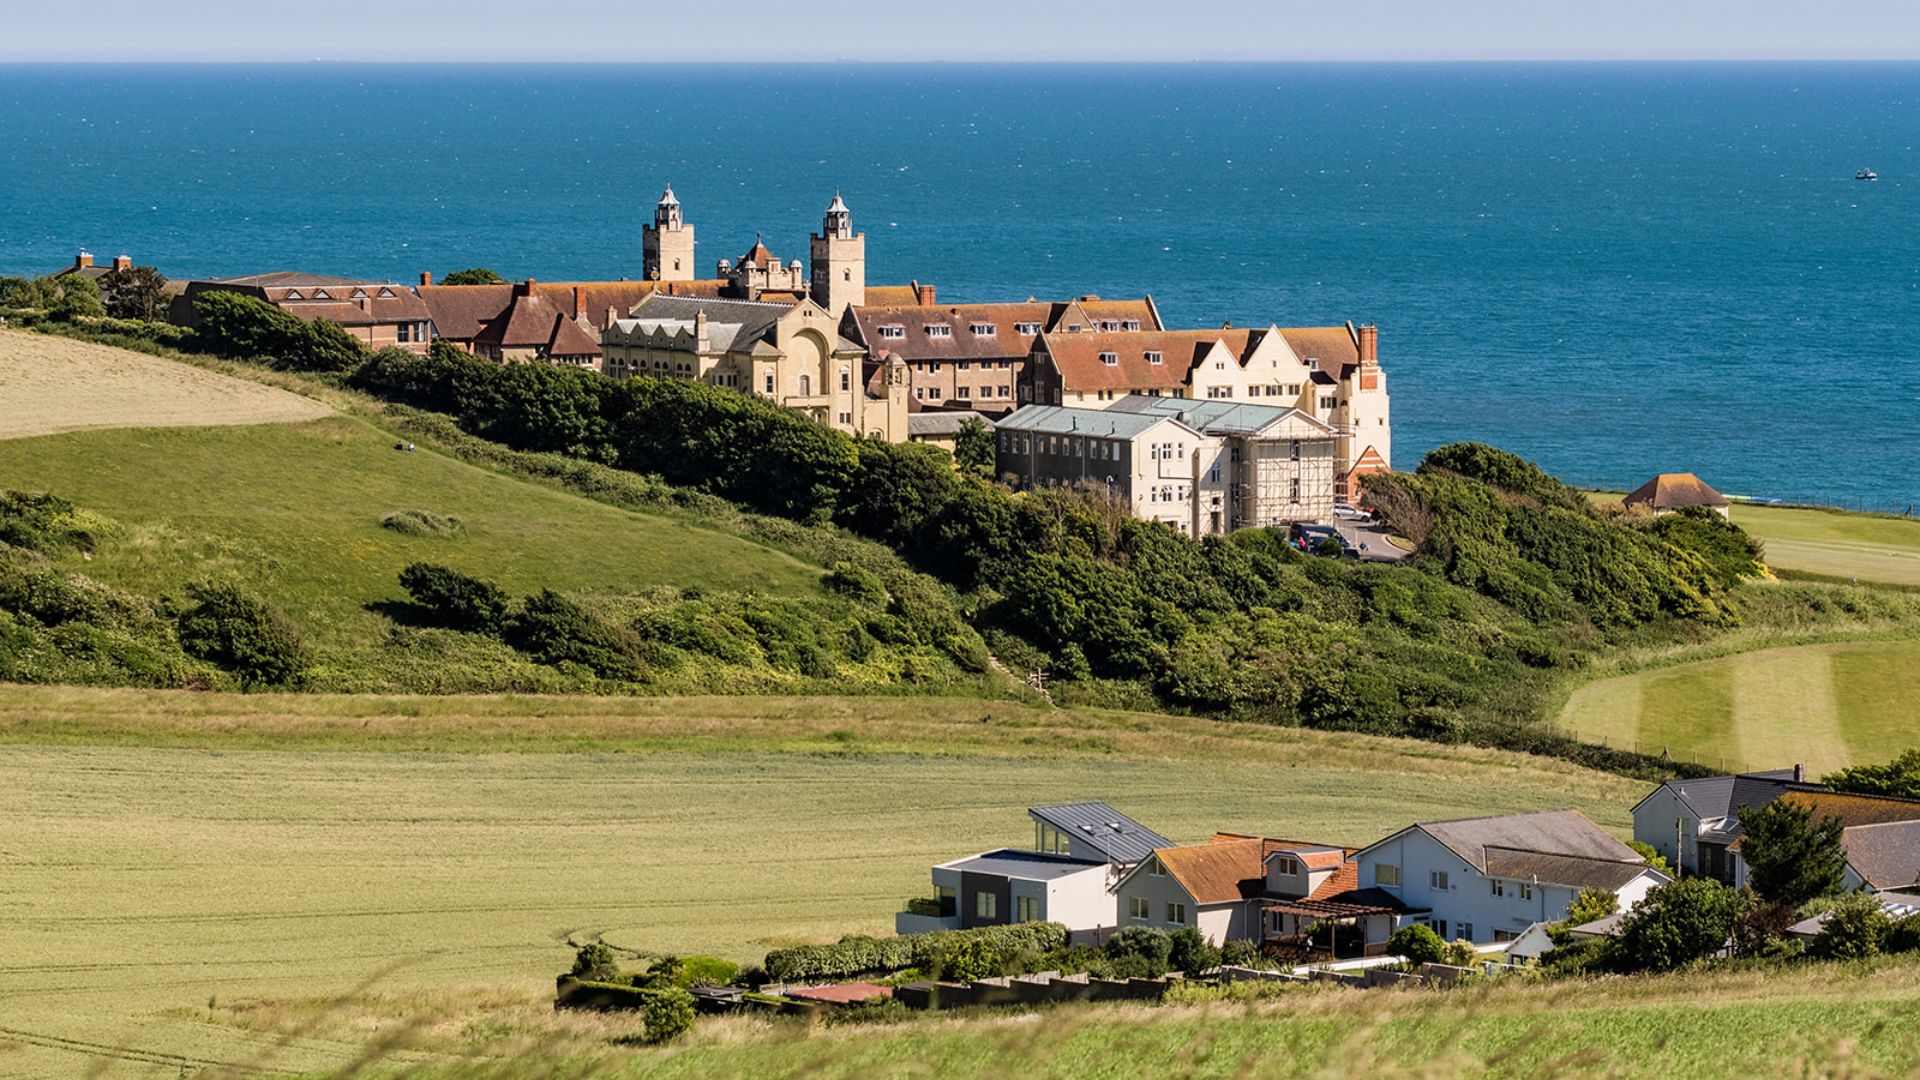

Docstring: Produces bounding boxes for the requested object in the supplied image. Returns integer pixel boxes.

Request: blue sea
[3,63,1916,507]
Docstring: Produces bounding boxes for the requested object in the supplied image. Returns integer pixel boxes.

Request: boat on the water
[1856,168,1879,181]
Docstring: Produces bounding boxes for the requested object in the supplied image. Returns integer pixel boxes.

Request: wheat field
[0,329,331,438]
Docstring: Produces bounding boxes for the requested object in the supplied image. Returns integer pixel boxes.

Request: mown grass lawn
[0,687,1647,1078]
[1584,490,1920,587]
[1559,638,1920,774]
[0,415,824,651]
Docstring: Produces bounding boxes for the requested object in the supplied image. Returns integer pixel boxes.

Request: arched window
[799,374,812,396]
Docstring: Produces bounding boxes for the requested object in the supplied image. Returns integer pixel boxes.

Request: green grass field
[1558,638,1920,775]
[0,416,823,653]
[0,687,1648,1078]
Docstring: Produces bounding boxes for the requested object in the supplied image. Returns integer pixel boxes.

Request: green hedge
[763,921,1067,983]
[553,975,686,1012]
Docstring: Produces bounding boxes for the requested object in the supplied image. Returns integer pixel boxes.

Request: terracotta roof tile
[1781,791,1920,829]
[1040,329,1251,391]
[418,284,514,342]
[1153,839,1271,905]
[1624,472,1730,510]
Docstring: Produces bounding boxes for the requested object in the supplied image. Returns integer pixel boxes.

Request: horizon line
[5,56,1920,65]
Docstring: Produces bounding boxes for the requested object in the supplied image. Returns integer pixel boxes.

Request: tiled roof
[1153,838,1283,905]
[473,292,600,357]
[207,271,368,288]
[418,284,514,342]
[1842,821,1920,891]
[846,302,1053,362]
[1028,803,1169,865]
[1638,771,1816,823]
[1413,809,1640,870]
[1073,297,1164,331]
[1307,862,1359,901]
[907,410,989,437]
[1040,329,1250,391]
[737,239,778,268]
[1783,791,1920,829]
[784,983,892,1004]
[864,284,930,306]
[1278,327,1361,376]
[1624,472,1730,510]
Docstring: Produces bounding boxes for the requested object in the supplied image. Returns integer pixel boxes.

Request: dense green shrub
[1810,894,1892,960]
[1741,798,1848,908]
[1887,914,1920,955]
[380,509,466,538]
[188,290,363,372]
[1826,747,1920,801]
[930,936,1004,981]
[1166,927,1221,975]
[1219,939,1264,969]
[399,563,509,634]
[762,922,1065,983]
[1104,926,1173,978]
[174,582,309,685]
[0,490,114,554]
[504,590,645,680]
[824,561,886,605]
[641,986,695,1043]
[1386,923,1446,964]
[570,942,621,983]
[1613,878,1742,972]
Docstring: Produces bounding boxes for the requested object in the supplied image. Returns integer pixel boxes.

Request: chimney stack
[913,281,937,305]
[1793,763,1806,783]
[514,279,536,298]
[75,251,94,269]
[112,255,132,272]
[419,271,433,287]
[573,285,586,320]
[1358,324,1378,367]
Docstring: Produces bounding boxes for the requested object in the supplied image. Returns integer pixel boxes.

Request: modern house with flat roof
[896,803,1170,944]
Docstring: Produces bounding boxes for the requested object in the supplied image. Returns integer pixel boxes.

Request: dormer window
[1014,322,1042,335]
[1307,358,1320,371]
[377,287,397,298]
[1273,855,1301,876]
[312,289,332,300]
[1124,320,1141,331]
[970,323,996,337]
[1099,351,1118,366]
[283,290,304,301]
[1145,351,1163,365]
[926,324,953,338]
[1099,320,1121,331]
[350,289,368,299]
[878,325,905,340]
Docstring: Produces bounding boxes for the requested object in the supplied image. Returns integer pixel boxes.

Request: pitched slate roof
[907,410,989,438]
[1842,820,1920,891]
[1624,472,1730,510]
[1482,847,1657,891]
[1638,771,1815,822]
[1413,809,1642,870]
[1028,803,1169,864]
[624,293,794,353]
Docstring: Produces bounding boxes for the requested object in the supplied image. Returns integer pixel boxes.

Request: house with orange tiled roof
[1110,833,1378,947]
[172,273,434,355]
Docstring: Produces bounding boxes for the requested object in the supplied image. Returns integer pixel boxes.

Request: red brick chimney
[514,279,536,298]
[1358,324,1378,367]
[573,285,586,320]
[419,271,433,286]
[75,251,94,269]
[911,279,937,305]
[111,255,132,271]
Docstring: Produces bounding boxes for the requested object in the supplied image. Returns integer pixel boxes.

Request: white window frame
[1374,863,1401,887]
[1167,901,1188,924]
[1128,896,1150,920]
[1430,870,1450,891]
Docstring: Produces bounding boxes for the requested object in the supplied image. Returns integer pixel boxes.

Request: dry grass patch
[0,328,330,438]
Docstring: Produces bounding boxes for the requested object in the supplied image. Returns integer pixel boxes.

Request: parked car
[1289,523,1356,559]
[1332,502,1373,522]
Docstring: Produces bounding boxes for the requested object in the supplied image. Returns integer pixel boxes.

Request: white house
[1351,810,1668,946]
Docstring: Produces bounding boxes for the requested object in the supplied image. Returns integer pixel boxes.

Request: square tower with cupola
[808,191,865,317]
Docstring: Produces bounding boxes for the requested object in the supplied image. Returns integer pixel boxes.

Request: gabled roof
[1378,809,1642,872]
[1038,329,1249,392]
[1482,847,1662,891]
[1278,327,1362,377]
[1028,803,1169,865]
[1624,472,1729,510]
[418,284,516,341]
[1632,770,1816,821]
[1842,820,1920,892]
[1106,394,1337,438]
[1148,837,1287,905]
[995,404,1195,440]
[845,302,1053,362]
[473,292,600,357]
[626,293,794,353]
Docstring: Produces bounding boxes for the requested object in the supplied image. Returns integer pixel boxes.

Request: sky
[3,0,1918,62]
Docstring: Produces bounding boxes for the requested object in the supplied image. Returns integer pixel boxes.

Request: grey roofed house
[1413,809,1646,875]
[1029,802,1171,865]
[1631,768,1821,845]
[1481,847,1657,892]
[1786,891,1920,938]
[906,410,990,439]
[622,293,862,355]
[1838,819,1920,893]
[1105,394,1338,437]
[993,404,1195,440]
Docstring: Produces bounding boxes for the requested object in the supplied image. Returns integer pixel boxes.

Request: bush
[1164,927,1220,975]
[930,935,1003,982]
[380,509,466,538]
[672,955,741,988]
[1741,797,1848,908]
[1104,926,1173,976]
[762,922,1065,983]
[174,582,309,685]
[398,563,509,634]
[641,986,695,1044]
[1219,939,1264,969]
[0,490,116,554]
[1386,924,1445,965]
[822,996,911,1027]
[1439,939,1479,967]
[824,561,886,605]
[1826,747,1920,801]
[1613,878,1742,972]
[1810,894,1892,960]
[187,290,363,371]
[570,943,620,983]
[504,590,645,680]
[1564,886,1621,927]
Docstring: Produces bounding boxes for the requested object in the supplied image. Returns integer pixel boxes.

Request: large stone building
[840,296,1162,417]
[1020,322,1390,497]
[170,272,434,354]
[994,395,1340,536]
[601,293,910,440]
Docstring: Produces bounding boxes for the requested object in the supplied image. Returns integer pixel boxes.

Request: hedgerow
[762,922,1066,982]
